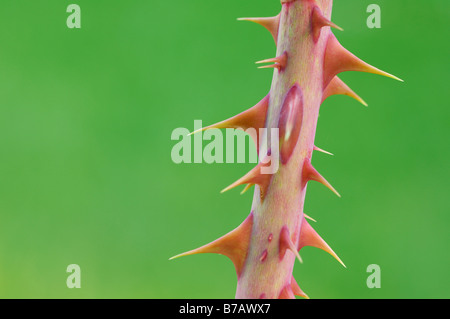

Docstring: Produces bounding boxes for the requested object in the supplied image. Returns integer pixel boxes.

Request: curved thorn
[322,76,368,107]
[279,226,303,264]
[324,33,403,86]
[302,159,341,198]
[237,14,280,44]
[170,213,254,277]
[298,218,346,268]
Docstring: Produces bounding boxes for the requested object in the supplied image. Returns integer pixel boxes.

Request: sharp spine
[311,6,343,42]
[169,213,254,277]
[302,159,341,198]
[322,76,368,106]
[237,14,280,44]
[298,217,346,268]
[323,33,403,87]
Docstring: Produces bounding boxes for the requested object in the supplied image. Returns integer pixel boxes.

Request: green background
[0,0,448,298]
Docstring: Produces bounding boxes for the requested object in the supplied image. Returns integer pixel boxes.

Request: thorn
[279,226,303,264]
[303,213,317,223]
[169,213,254,277]
[221,155,273,199]
[322,76,368,106]
[189,94,269,135]
[256,52,288,71]
[279,83,304,165]
[323,33,403,87]
[257,64,279,70]
[302,159,341,197]
[188,94,269,151]
[298,217,346,268]
[240,183,254,195]
[278,284,296,299]
[313,145,334,156]
[291,276,310,299]
[237,14,280,44]
[311,6,343,41]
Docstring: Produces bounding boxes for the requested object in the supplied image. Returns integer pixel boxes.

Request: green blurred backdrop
[0,0,448,298]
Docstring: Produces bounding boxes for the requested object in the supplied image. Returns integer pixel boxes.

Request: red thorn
[298,217,346,268]
[278,83,303,165]
[169,213,254,277]
[278,284,296,299]
[279,226,303,263]
[189,94,269,135]
[291,276,310,299]
[322,76,368,106]
[237,14,280,44]
[313,145,334,156]
[311,6,343,42]
[323,33,403,87]
[302,159,341,197]
[221,155,274,199]
[256,51,288,71]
